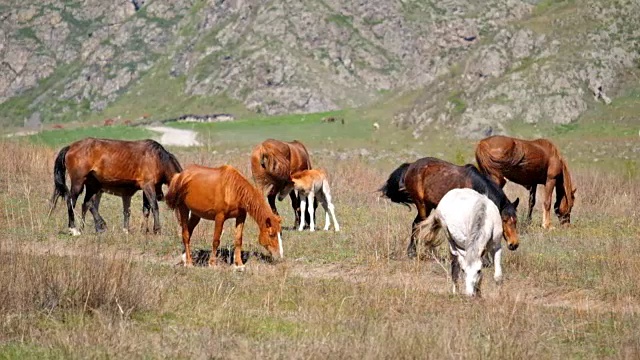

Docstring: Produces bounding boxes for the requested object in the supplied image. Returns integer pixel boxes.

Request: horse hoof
[233,264,246,272]
[69,228,81,236]
[494,277,503,285]
[123,228,129,234]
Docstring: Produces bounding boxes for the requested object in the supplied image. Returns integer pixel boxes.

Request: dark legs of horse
[122,195,132,233]
[288,191,316,230]
[142,185,161,234]
[526,185,537,225]
[141,194,151,233]
[81,187,107,233]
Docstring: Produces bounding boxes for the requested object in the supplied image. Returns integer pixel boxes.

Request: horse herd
[48,135,576,296]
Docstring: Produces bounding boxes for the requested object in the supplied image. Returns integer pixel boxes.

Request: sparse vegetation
[2,113,639,357]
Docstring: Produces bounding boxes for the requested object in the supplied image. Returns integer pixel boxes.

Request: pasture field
[1,115,639,359]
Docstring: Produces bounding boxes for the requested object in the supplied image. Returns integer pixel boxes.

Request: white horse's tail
[414,211,445,249]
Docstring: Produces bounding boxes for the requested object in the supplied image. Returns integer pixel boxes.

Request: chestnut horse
[49,138,182,235]
[165,164,283,269]
[380,157,520,258]
[475,135,576,229]
[250,139,316,228]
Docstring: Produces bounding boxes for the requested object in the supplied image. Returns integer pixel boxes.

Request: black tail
[48,146,70,217]
[379,162,413,207]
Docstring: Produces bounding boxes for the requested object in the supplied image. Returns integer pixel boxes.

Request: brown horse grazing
[475,135,576,229]
[380,157,520,258]
[49,138,182,236]
[165,164,283,269]
[250,139,316,228]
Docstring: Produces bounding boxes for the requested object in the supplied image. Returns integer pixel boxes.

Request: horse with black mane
[475,135,576,229]
[49,138,182,235]
[250,139,316,228]
[380,157,520,258]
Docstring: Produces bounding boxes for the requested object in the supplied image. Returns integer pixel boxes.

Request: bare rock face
[1,0,639,134]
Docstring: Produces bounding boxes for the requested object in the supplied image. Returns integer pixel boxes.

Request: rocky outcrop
[1,0,639,136]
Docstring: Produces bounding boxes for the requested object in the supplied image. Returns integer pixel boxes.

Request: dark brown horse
[475,135,576,229]
[49,138,182,235]
[380,157,520,258]
[250,139,316,228]
[165,164,283,268]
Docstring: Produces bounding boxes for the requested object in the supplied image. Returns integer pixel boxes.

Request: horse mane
[463,164,512,213]
[558,157,575,209]
[225,167,274,226]
[252,141,292,188]
[145,140,183,182]
[379,162,413,207]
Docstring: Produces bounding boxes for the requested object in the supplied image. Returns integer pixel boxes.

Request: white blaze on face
[278,232,283,258]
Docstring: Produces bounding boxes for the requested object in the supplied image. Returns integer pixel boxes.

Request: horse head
[501,197,520,251]
[555,187,576,226]
[277,179,295,201]
[259,214,283,259]
[555,160,576,226]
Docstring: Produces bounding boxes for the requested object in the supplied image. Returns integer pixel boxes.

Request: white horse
[278,169,340,232]
[416,188,504,297]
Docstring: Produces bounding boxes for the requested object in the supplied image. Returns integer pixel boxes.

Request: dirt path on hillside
[147,126,201,147]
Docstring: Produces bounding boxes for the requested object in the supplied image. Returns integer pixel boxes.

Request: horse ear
[265,217,273,228]
[572,188,577,196]
[513,197,520,209]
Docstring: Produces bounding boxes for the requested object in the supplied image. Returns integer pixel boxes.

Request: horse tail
[414,211,444,248]
[165,173,187,210]
[48,146,70,217]
[379,163,413,207]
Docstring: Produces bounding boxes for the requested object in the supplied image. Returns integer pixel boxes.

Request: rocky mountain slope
[1,0,638,136]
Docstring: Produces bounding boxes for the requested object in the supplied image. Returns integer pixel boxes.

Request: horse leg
[450,253,460,294]
[542,178,556,229]
[526,185,537,225]
[492,245,503,285]
[209,214,225,268]
[288,190,301,228]
[320,192,339,232]
[142,185,161,234]
[83,186,107,233]
[66,179,85,236]
[307,192,316,231]
[298,196,307,231]
[233,212,247,271]
[305,197,317,230]
[141,194,151,233]
[267,188,279,215]
[408,203,428,259]
[178,206,194,267]
[122,195,132,234]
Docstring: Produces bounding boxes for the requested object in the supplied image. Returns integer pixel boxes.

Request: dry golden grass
[0,139,639,359]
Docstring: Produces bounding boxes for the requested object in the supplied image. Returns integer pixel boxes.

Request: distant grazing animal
[52,124,64,129]
[278,169,340,232]
[103,118,115,126]
[380,157,520,258]
[48,138,182,236]
[165,164,283,269]
[416,188,504,297]
[373,122,380,130]
[250,139,316,228]
[475,135,576,229]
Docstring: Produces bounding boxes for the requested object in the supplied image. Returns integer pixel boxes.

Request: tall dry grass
[0,140,638,358]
